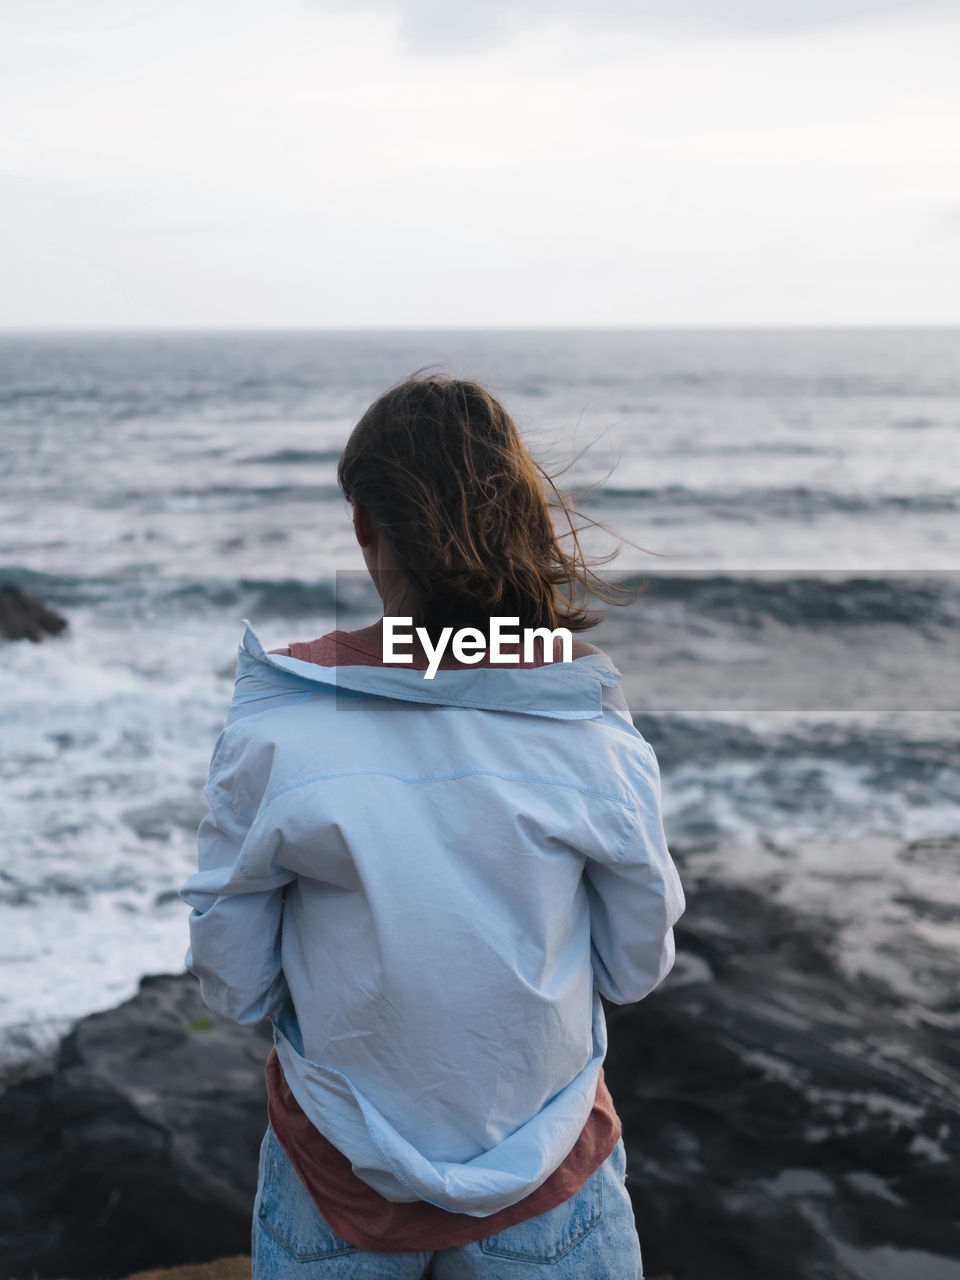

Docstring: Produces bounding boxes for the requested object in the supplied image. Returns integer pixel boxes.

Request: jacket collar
[238,621,620,721]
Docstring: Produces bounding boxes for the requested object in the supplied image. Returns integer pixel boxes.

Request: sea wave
[617,571,960,629]
[634,710,960,780]
[93,482,343,511]
[3,567,956,630]
[235,448,343,466]
[0,567,356,619]
[581,484,960,519]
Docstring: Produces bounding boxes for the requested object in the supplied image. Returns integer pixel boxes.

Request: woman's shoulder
[570,637,604,660]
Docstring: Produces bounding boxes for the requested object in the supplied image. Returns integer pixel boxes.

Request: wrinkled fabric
[264,1046,620,1251]
[182,621,685,1216]
[252,1125,643,1279]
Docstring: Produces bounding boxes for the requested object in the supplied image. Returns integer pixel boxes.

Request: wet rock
[0,975,270,1279]
[606,880,960,1280]
[1,883,958,1280]
[0,584,68,642]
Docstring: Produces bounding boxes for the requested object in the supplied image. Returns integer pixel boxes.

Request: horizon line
[1,322,959,335]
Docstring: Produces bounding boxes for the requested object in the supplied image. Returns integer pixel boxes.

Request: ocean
[1,328,958,1077]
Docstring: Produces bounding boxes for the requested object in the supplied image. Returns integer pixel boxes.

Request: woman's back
[186,621,683,1213]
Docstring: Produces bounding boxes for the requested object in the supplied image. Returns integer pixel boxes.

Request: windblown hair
[337,372,635,639]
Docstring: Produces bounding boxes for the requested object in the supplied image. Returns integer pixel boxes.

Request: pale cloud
[931,206,960,235]
[327,0,960,52]
[1,0,959,326]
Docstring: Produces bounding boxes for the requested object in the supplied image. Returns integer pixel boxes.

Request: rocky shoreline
[2,877,958,1280]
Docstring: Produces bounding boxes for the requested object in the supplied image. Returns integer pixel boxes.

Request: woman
[181,373,685,1277]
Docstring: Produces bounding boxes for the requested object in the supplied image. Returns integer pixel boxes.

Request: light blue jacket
[181,623,685,1217]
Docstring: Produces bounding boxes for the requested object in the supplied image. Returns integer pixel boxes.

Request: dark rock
[0,975,271,1279]
[1,883,959,1280]
[0,585,68,642]
[607,880,960,1280]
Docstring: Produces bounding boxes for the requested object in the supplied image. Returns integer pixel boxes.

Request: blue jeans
[252,1124,644,1279]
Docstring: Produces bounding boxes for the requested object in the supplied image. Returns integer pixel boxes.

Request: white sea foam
[0,606,329,1070]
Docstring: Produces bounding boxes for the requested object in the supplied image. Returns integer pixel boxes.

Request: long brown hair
[337,372,638,639]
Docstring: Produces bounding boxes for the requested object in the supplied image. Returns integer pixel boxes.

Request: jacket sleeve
[180,724,296,1025]
[584,741,686,1006]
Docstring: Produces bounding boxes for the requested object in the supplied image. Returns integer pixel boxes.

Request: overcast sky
[2,0,959,327]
